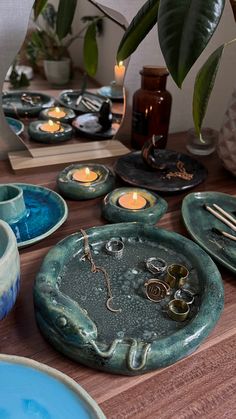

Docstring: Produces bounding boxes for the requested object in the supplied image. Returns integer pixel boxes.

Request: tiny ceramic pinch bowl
[57,163,116,200]
[28,120,73,144]
[102,187,168,224]
[0,220,20,320]
[39,107,76,123]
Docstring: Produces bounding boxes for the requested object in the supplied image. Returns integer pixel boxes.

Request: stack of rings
[105,239,124,259]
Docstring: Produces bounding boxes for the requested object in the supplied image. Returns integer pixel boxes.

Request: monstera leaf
[117,0,159,62]
[158,0,225,87]
[56,0,77,40]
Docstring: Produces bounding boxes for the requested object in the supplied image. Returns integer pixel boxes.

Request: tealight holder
[28,120,73,144]
[57,163,116,200]
[40,106,76,123]
[102,187,168,224]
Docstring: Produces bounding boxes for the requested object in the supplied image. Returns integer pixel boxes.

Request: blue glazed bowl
[0,220,20,320]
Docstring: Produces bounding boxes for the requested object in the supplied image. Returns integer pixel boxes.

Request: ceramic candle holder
[0,184,27,224]
[40,107,76,123]
[28,120,73,144]
[57,163,116,200]
[102,187,168,224]
[0,220,20,320]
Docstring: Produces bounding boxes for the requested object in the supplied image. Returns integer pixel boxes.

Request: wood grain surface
[0,133,236,419]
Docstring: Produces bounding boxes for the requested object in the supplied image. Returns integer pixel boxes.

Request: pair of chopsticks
[204,203,236,241]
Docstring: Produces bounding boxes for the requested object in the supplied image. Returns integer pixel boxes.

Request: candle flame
[55,107,61,112]
[48,120,54,126]
[118,61,123,67]
[132,192,138,201]
[85,167,90,176]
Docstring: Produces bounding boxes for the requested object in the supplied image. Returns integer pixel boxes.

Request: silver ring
[105,239,124,259]
[146,257,167,276]
[174,288,195,305]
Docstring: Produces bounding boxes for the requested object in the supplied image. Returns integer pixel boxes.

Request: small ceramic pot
[28,120,73,144]
[40,107,76,124]
[43,58,71,86]
[0,220,20,320]
[0,184,26,224]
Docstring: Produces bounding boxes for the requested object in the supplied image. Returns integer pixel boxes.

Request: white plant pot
[43,57,71,86]
[218,87,236,176]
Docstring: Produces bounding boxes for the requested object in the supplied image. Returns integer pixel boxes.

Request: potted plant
[27,0,104,85]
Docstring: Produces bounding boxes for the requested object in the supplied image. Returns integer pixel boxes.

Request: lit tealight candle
[40,119,62,133]
[118,192,147,210]
[73,167,98,183]
[48,107,67,119]
[114,61,125,86]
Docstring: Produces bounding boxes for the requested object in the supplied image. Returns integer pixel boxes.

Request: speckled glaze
[9,183,68,248]
[182,191,236,274]
[34,223,224,375]
[28,120,73,144]
[40,107,76,123]
[57,164,116,200]
[102,187,168,224]
[0,220,20,320]
[0,354,105,418]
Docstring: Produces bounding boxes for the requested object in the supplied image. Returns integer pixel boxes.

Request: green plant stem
[86,0,127,31]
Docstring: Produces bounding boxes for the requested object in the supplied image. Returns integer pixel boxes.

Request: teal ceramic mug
[0,220,20,319]
[0,184,26,224]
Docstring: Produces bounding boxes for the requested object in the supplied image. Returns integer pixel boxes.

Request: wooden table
[1,133,236,418]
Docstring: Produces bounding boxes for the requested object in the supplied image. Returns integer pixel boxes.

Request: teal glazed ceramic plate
[2,91,55,117]
[97,86,124,101]
[58,90,107,113]
[0,354,105,418]
[10,183,68,248]
[182,192,236,273]
[6,116,24,135]
[34,223,223,376]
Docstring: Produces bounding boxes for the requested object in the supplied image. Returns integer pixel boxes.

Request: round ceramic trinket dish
[0,354,105,418]
[34,222,223,376]
[57,164,116,200]
[0,220,20,320]
[102,187,168,224]
[40,106,76,123]
[2,91,54,117]
[0,183,68,248]
[28,120,73,144]
[6,117,24,135]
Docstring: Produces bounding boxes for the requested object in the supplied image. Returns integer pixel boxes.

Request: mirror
[2,0,131,169]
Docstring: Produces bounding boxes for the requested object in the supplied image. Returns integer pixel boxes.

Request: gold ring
[144,279,170,302]
[166,264,189,288]
[167,299,190,322]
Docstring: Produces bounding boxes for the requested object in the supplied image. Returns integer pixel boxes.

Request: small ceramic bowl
[40,107,76,123]
[0,220,20,320]
[0,184,27,224]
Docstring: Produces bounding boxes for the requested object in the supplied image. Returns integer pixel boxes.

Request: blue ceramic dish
[0,354,105,418]
[0,220,20,320]
[9,183,68,248]
[6,117,24,135]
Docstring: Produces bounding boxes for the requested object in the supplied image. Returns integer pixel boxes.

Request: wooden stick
[212,203,236,225]
[212,228,236,242]
[204,205,236,232]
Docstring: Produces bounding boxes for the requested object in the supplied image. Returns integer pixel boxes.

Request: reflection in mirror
[3,0,127,154]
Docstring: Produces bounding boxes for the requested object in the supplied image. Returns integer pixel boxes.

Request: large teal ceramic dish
[0,220,20,320]
[102,187,168,224]
[182,191,236,274]
[7,183,68,248]
[0,354,105,418]
[34,223,223,375]
[2,91,54,117]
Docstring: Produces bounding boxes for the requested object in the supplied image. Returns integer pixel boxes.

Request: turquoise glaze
[40,107,76,123]
[0,220,20,320]
[0,184,26,223]
[34,223,224,375]
[28,121,73,144]
[102,187,168,224]
[6,117,24,135]
[7,183,67,248]
[182,191,236,273]
[57,164,116,200]
[0,355,105,418]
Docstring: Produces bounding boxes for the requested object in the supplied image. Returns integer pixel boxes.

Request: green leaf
[56,0,77,41]
[83,22,98,76]
[33,0,48,20]
[193,45,224,135]
[158,0,225,87]
[117,0,159,62]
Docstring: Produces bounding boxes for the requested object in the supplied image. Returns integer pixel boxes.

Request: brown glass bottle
[131,66,172,149]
